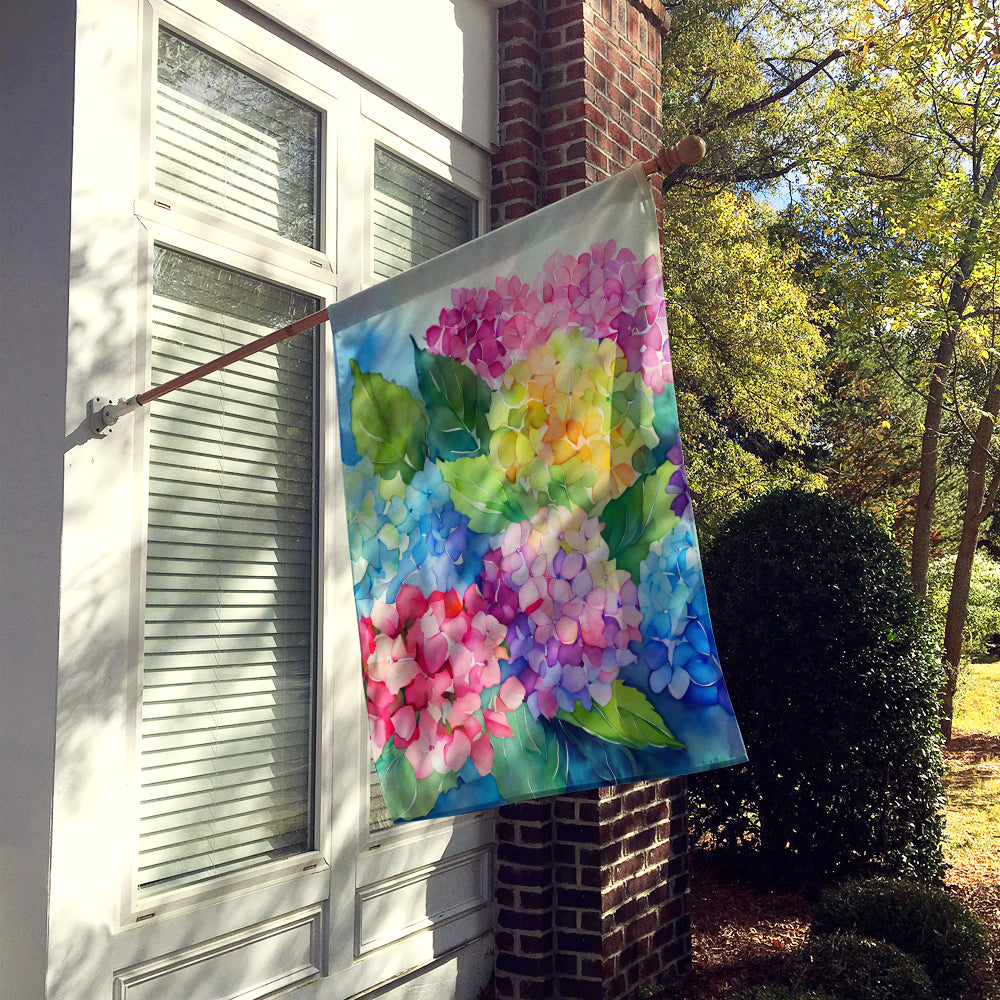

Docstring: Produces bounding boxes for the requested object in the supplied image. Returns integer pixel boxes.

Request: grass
[945,660,1000,868]
[942,659,1000,1000]
[956,658,1000,733]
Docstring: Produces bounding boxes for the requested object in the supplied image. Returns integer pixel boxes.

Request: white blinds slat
[141,745,310,789]
[147,491,312,522]
[373,192,471,249]
[141,716,312,755]
[141,770,306,817]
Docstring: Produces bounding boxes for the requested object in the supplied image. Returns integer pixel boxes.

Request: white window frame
[330,90,497,996]
[122,224,338,925]
[362,115,488,291]
[113,0,497,991]
[123,0,341,934]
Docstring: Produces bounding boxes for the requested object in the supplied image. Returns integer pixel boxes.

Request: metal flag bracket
[85,305,331,438]
[88,395,141,438]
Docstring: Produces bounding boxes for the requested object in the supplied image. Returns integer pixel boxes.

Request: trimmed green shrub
[811,878,988,999]
[791,933,934,1000]
[692,489,946,882]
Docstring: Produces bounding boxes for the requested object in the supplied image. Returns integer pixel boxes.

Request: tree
[661,1,1000,737]
[803,0,1000,736]
[658,1,845,533]
[782,200,972,549]
[661,0,854,194]
[660,188,825,535]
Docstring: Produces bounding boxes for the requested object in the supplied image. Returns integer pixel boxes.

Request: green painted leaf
[491,702,568,802]
[439,455,539,534]
[412,339,493,462]
[349,358,428,484]
[555,719,638,784]
[374,742,458,821]
[548,461,593,513]
[650,382,680,467]
[601,460,681,578]
[556,680,685,750]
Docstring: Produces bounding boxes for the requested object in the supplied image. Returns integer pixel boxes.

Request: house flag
[331,164,747,822]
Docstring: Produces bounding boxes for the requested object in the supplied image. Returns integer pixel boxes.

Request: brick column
[491,3,692,999]
[493,1,544,227]
[495,799,556,1000]
[493,0,668,223]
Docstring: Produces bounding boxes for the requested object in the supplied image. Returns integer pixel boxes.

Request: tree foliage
[797,0,1000,734]
[659,1,835,534]
[661,0,1000,737]
[661,188,825,534]
[662,0,854,193]
[927,548,1000,657]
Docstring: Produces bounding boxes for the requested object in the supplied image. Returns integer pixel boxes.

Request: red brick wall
[492,0,667,226]
[491,4,691,998]
[494,784,690,1000]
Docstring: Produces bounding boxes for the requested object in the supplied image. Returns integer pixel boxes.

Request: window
[136,26,324,898]
[52,0,498,993]
[372,145,477,279]
[121,6,494,991]
[155,28,320,247]
[139,248,318,894]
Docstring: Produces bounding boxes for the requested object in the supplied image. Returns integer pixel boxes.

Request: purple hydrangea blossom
[480,506,642,720]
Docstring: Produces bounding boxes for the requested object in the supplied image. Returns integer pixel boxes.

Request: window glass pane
[156,28,320,248]
[368,150,478,831]
[138,246,318,895]
[372,146,477,280]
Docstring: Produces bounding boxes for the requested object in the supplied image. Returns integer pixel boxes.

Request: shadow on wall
[44,202,152,997]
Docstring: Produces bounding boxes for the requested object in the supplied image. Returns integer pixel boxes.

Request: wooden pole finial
[643,135,707,176]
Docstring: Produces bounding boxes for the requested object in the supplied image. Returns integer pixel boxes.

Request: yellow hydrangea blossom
[486,330,657,511]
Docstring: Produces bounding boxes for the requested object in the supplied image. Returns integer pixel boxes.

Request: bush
[811,878,988,999]
[692,489,946,882]
[791,933,934,1000]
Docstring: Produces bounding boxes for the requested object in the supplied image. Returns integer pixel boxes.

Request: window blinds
[138,248,318,895]
[372,146,477,280]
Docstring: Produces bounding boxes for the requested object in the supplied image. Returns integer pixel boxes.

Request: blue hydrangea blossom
[634,514,731,712]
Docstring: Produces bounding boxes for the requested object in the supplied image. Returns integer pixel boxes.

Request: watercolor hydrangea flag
[330,164,747,822]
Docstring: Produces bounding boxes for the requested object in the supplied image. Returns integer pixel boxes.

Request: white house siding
[0,1,77,996]
[242,0,499,152]
[0,1,499,998]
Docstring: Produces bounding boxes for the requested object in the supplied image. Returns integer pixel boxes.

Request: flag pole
[88,135,705,438]
[87,305,330,437]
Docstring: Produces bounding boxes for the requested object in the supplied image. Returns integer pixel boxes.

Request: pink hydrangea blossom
[423,240,672,392]
[425,280,549,389]
[361,583,525,780]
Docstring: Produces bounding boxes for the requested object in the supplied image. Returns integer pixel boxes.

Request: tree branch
[704,49,847,132]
